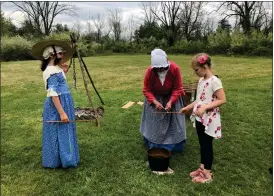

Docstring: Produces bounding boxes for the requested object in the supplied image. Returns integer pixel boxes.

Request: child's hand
[60,63,69,73]
[179,107,189,114]
[60,112,69,123]
[196,105,207,116]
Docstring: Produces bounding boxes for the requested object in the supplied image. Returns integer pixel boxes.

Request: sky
[2,2,143,30]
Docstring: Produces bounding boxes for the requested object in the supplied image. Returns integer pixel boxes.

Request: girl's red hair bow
[198,55,208,64]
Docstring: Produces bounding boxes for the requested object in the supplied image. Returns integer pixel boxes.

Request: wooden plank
[121,101,135,109]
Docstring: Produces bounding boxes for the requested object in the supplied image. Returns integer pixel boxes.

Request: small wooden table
[182,82,198,116]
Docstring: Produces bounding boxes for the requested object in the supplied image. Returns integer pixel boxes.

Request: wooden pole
[45,120,93,123]
[76,48,100,127]
[152,112,182,114]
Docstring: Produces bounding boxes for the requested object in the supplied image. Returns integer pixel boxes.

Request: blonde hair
[191,53,211,68]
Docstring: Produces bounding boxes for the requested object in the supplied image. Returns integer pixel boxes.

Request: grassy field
[1,54,272,196]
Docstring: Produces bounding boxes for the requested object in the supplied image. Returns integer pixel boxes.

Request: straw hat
[31,40,73,62]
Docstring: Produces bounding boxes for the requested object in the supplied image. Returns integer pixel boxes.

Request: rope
[72,57,76,89]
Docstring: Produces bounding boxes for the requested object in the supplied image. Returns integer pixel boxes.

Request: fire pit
[75,106,104,120]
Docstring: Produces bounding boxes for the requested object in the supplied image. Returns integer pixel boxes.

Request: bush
[1,35,35,61]
[74,41,89,57]
[167,40,207,54]
[229,29,272,56]
[46,32,71,42]
[1,28,272,61]
[249,46,272,56]
[208,29,231,55]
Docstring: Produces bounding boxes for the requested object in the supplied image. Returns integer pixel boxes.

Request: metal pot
[147,148,171,171]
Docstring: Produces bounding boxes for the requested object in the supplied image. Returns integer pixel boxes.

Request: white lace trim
[47,88,59,97]
[157,69,168,85]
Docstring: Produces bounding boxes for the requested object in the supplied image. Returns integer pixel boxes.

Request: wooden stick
[76,48,100,127]
[153,112,182,114]
[45,120,93,123]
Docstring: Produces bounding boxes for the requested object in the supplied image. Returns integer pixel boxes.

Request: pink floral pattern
[190,76,223,139]
[200,92,206,101]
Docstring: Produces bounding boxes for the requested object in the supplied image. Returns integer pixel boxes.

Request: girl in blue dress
[32,40,80,168]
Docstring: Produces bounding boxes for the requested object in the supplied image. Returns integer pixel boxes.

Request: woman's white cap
[151,48,170,68]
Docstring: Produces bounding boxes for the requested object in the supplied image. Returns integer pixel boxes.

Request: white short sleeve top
[190,75,223,139]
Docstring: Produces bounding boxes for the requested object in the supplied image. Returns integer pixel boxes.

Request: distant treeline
[1,2,272,61]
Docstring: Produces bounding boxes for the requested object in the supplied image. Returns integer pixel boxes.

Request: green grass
[1,55,272,196]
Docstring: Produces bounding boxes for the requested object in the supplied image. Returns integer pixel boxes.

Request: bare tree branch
[179,2,206,40]
[108,8,123,41]
[218,1,268,35]
[149,1,182,46]
[11,2,78,35]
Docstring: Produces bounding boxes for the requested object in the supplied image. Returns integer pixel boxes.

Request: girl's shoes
[189,168,203,178]
[191,170,213,183]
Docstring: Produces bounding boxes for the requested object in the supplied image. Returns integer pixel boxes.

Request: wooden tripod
[68,33,104,127]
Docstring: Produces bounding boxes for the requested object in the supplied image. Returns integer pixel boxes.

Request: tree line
[1,1,273,61]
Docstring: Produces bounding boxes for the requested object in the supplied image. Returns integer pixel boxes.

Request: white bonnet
[151,48,170,68]
[42,46,66,60]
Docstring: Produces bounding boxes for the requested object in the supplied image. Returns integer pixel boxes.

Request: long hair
[52,45,62,66]
[54,56,62,65]
[41,58,50,71]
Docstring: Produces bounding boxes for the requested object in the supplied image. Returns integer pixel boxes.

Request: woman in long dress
[140,49,187,152]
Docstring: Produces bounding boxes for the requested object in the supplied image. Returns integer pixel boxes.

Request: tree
[179,2,206,41]
[253,2,273,35]
[218,1,267,35]
[92,13,106,42]
[202,17,215,40]
[263,17,272,36]
[0,11,17,36]
[140,2,157,24]
[53,23,70,33]
[134,21,163,40]
[71,20,82,35]
[263,2,273,35]
[125,13,138,42]
[108,8,123,42]
[12,2,77,35]
[150,2,182,46]
[218,18,232,32]
[17,19,37,36]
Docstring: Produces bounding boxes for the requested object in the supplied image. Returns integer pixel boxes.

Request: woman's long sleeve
[169,67,185,104]
[143,69,156,104]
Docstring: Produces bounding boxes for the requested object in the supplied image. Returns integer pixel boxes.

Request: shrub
[167,40,207,54]
[229,29,272,56]
[1,35,35,61]
[46,32,71,42]
[207,29,231,55]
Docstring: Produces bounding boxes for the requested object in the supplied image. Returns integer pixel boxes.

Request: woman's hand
[152,100,164,110]
[165,101,172,111]
[195,105,207,116]
[60,112,69,123]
